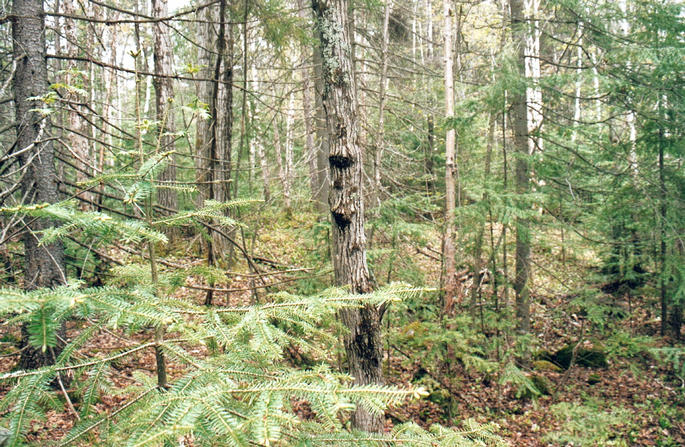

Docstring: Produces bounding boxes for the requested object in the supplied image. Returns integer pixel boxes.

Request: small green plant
[603,330,654,360]
[544,401,634,446]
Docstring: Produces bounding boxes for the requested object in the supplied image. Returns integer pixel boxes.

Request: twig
[51,348,80,421]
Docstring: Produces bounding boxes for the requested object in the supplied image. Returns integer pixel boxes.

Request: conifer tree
[12,0,67,369]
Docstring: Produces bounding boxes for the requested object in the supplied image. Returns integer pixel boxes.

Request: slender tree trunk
[312,0,384,432]
[272,97,289,212]
[219,4,235,263]
[195,4,213,208]
[234,0,249,200]
[618,0,639,181]
[572,21,583,143]
[373,0,392,207]
[284,91,295,214]
[426,0,434,60]
[501,103,510,308]
[302,65,319,208]
[100,12,118,209]
[205,0,233,280]
[12,0,67,369]
[62,0,91,210]
[312,37,330,214]
[470,112,496,316]
[509,0,537,337]
[152,0,178,215]
[425,114,435,193]
[297,0,319,209]
[673,239,684,339]
[658,127,667,336]
[442,0,458,316]
[257,141,271,202]
[250,43,270,202]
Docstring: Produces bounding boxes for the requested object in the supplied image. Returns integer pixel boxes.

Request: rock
[587,373,601,385]
[516,373,551,399]
[553,345,608,369]
[530,374,551,395]
[532,360,563,372]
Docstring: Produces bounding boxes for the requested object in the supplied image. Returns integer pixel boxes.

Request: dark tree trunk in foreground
[12,0,67,369]
[312,0,384,432]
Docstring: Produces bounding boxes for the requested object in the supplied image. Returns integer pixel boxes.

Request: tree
[197,0,234,270]
[312,0,385,432]
[151,0,178,215]
[509,0,541,338]
[12,0,67,368]
[442,0,458,316]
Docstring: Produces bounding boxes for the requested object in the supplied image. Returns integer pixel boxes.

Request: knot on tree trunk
[331,210,351,228]
[329,154,353,168]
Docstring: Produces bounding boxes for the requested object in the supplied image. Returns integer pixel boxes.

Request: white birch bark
[442,0,458,313]
[284,91,295,212]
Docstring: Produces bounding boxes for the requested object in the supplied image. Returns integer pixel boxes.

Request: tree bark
[296,0,320,210]
[272,97,289,211]
[509,0,540,337]
[312,0,384,432]
[284,91,295,214]
[442,0,458,316]
[62,0,92,210]
[206,0,234,267]
[12,0,67,369]
[152,0,178,215]
[195,3,213,208]
[373,0,392,207]
[312,39,330,214]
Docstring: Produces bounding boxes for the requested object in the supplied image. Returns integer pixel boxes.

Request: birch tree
[443,0,458,315]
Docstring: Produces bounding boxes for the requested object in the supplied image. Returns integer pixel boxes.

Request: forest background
[0,0,683,445]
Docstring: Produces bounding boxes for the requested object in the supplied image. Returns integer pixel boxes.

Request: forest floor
[0,211,683,446]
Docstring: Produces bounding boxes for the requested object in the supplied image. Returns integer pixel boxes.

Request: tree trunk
[206,0,234,267]
[62,0,92,210]
[272,98,289,211]
[470,112,496,317]
[312,39,330,214]
[373,0,392,207]
[297,0,319,210]
[249,42,270,202]
[12,0,67,369]
[152,0,178,215]
[312,0,384,432]
[284,91,295,214]
[509,0,537,337]
[442,0,458,316]
[572,20,583,143]
[195,3,213,208]
[658,125,667,336]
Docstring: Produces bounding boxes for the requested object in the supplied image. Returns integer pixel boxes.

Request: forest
[0,0,683,445]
